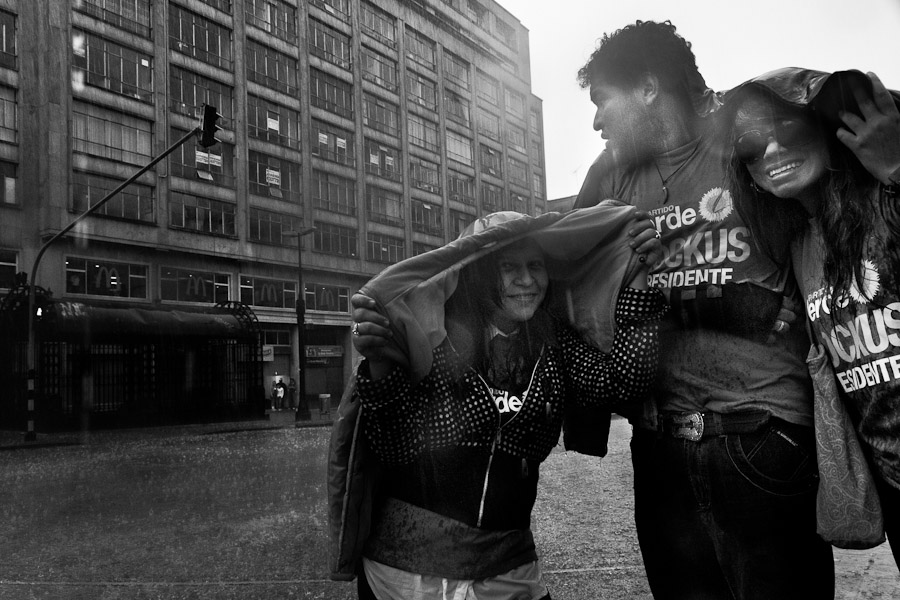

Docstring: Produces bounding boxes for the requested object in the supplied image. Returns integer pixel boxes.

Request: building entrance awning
[45,302,254,339]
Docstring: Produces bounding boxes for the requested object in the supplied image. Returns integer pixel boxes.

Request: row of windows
[57,255,350,313]
[68,1,542,132]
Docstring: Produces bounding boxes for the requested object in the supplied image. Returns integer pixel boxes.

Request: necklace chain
[653,141,700,203]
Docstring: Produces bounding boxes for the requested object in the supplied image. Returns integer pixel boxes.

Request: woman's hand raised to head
[351,293,396,380]
[835,72,900,186]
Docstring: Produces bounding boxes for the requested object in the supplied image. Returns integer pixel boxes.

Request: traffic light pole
[24,126,202,441]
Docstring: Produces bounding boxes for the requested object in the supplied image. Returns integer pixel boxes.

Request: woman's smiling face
[492,239,548,331]
[733,94,829,201]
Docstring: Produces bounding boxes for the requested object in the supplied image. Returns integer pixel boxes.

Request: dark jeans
[875,473,900,570]
[631,420,834,600]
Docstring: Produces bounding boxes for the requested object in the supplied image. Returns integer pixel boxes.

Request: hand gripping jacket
[326,201,648,580]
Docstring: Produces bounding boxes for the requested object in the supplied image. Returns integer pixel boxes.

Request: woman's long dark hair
[725,87,893,305]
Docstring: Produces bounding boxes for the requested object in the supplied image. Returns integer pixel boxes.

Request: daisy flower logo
[698,188,733,222]
[848,259,880,304]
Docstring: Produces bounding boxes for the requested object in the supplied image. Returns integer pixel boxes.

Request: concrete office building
[0,0,546,419]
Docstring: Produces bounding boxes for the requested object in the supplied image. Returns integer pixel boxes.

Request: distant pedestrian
[288,378,298,411]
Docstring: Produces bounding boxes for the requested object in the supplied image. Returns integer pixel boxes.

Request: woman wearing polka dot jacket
[348,213,667,600]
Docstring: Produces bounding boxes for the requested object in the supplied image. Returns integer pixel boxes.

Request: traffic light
[199,104,222,148]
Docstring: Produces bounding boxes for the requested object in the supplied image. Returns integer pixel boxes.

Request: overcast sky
[497,0,900,199]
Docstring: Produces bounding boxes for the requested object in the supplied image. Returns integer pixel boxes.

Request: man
[574,20,834,600]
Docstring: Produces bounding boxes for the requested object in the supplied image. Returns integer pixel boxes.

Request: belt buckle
[671,412,704,442]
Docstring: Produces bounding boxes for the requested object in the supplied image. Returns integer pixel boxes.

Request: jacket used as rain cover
[724,67,900,129]
[326,200,647,581]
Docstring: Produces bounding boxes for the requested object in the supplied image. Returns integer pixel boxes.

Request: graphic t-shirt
[795,219,900,489]
[576,136,812,426]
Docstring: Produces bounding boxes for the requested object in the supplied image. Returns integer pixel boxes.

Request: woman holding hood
[724,67,900,568]
[342,207,667,599]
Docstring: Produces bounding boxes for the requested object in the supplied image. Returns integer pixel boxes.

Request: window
[0,10,13,69]
[409,157,440,194]
[446,131,473,167]
[0,249,15,290]
[361,48,397,91]
[0,160,15,205]
[480,144,502,177]
[310,0,351,21]
[413,242,438,256]
[314,221,358,258]
[481,182,503,212]
[530,109,542,136]
[73,103,152,165]
[73,171,154,222]
[495,19,517,49]
[310,68,353,119]
[404,27,435,70]
[361,2,395,46]
[311,170,356,216]
[170,127,235,187]
[408,114,439,153]
[507,124,526,154]
[307,283,350,313]
[169,192,236,236]
[406,72,436,110]
[75,0,151,38]
[311,120,354,166]
[249,207,304,246]
[444,89,470,127]
[508,156,528,187]
[362,94,399,136]
[248,150,301,202]
[198,0,232,13]
[245,0,298,42]
[364,140,401,182]
[465,0,489,29]
[532,143,544,168]
[168,5,233,70]
[247,95,301,149]
[0,86,15,143]
[476,71,499,105]
[366,185,403,227]
[476,109,500,141]
[73,31,153,102]
[246,40,298,95]
[505,88,526,119]
[448,170,475,205]
[443,52,469,88]
[411,199,442,236]
[65,257,148,299]
[161,267,230,303]
[449,209,475,238]
[509,192,528,214]
[309,18,351,70]
[532,172,545,200]
[169,66,233,121]
[240,275,297,308]
[367,232,404,264]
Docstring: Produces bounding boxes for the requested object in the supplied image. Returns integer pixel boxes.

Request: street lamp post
[287,227,316,423]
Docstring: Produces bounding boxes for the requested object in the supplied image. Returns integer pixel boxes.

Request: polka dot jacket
[356,287,667,466]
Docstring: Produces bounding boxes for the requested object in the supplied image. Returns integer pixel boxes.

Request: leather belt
[658,410,770,442]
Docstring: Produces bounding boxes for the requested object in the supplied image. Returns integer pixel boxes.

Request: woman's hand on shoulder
[835,72,900,186]
[351,293,396,379]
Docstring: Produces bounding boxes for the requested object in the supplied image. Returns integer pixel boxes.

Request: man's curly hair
[577,20,700,108]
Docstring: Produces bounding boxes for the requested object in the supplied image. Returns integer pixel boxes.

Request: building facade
[0,0,546,414]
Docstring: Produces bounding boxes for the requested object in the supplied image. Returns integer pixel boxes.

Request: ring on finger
[774,320,786,333]
[654,229,661,239]
[352,322,360,336]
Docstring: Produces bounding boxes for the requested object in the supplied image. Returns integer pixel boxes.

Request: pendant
[662,185,669,203]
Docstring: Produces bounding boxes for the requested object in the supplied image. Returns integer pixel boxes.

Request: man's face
[590,80,654,163]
